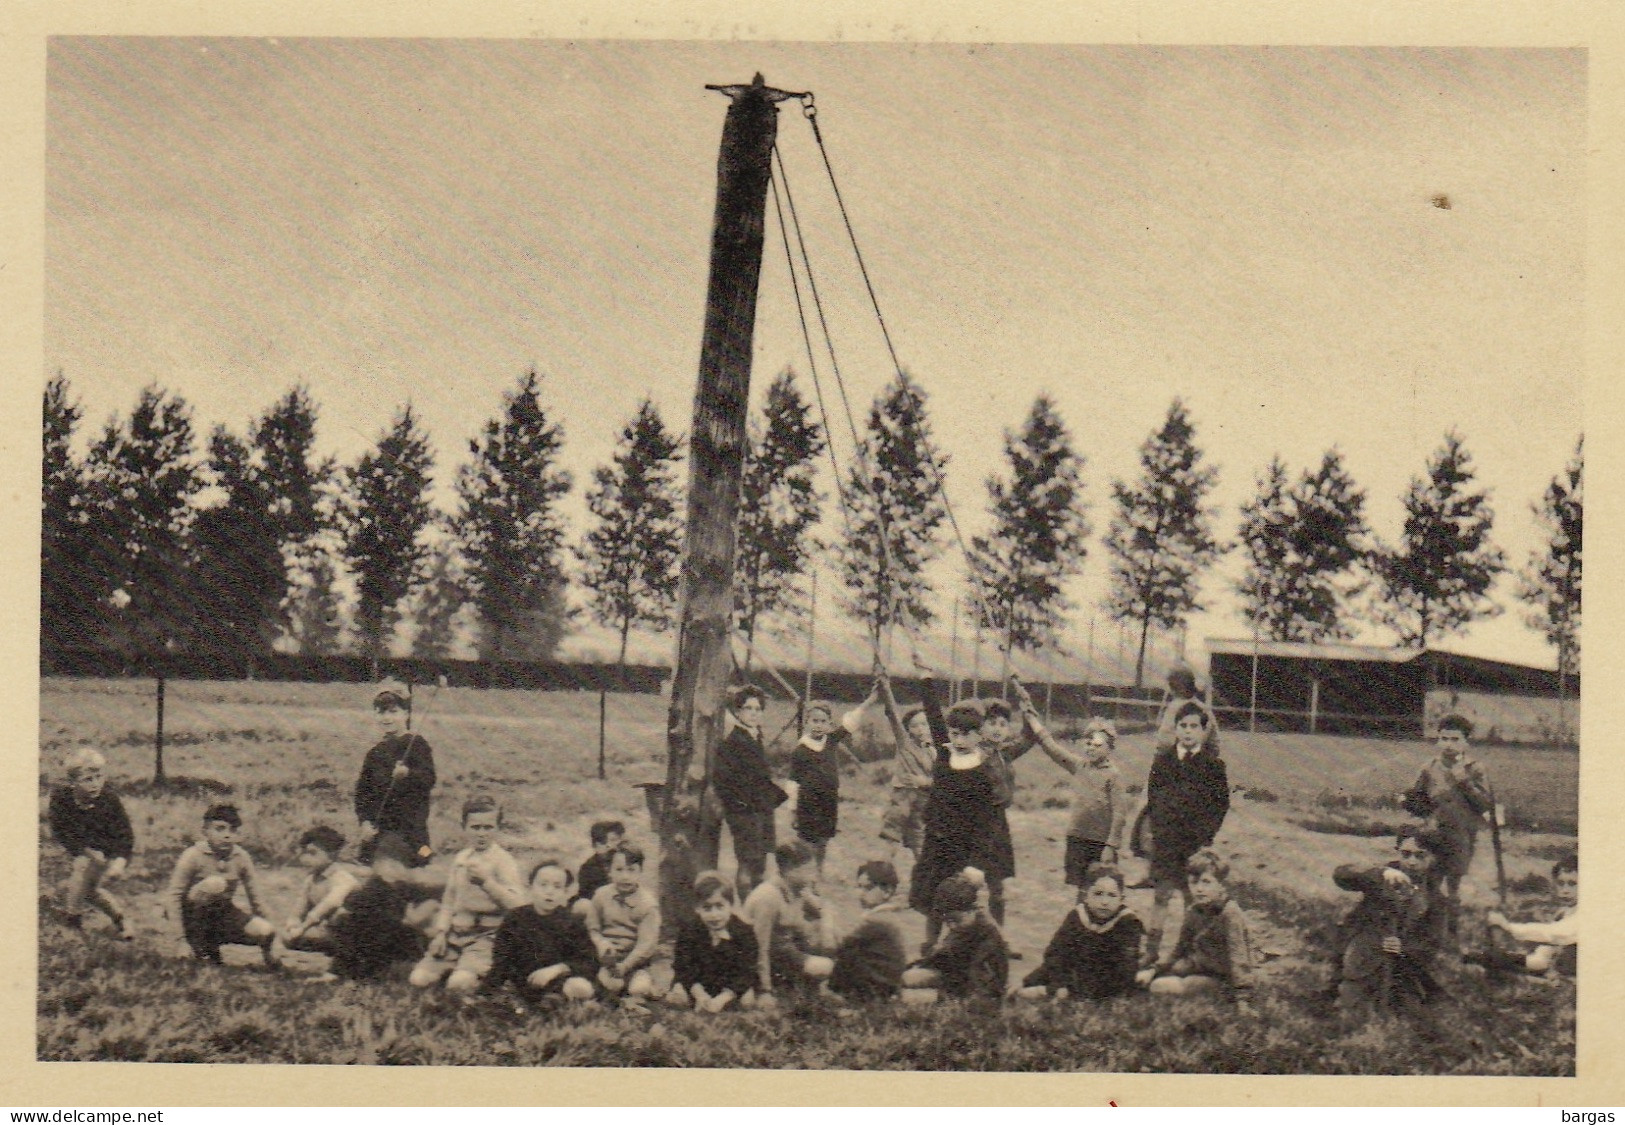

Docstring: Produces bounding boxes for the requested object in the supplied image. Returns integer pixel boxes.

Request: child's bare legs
[1148,974,1223,997]
[900,966,940,1005]
[64,853,131,936]
[1146,880,1188,964]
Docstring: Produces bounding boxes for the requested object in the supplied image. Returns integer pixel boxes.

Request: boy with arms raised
[165,803,277,965]
[47,747,135,939]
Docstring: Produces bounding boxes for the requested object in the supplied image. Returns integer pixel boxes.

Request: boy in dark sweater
[487,857,598,1005]
[901,874,1009,1003]
[575,820,625,907]
[830,860,909,1002]
[1138,849,1255,1014]
[47,748,135,939]
[790,693,873,870]
[666,871,759,1012]
[1330,827,1451,1019]
[1016,863,1144,1001]
[354,679,437,869]
[1144,701,1230,961]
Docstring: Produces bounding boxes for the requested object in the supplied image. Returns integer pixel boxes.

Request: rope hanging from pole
[789,94,1032,688]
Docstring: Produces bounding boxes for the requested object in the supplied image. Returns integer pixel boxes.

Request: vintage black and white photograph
[36,37,1583,1076]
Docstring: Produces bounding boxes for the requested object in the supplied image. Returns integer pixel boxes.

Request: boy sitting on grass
[164,803,277,966]
[1016,863,1144,1002]
[47,747,135,940]
[1470,853,1578,980]
[744,840,836,1006]
[487,857,599,1007]
[324,835,429,982]
[1137,849,1255,1015]
[274,825,360,965]
[667,871,759,1012]
[830,860,909,1002]
[1329,826,1450,1020]
[576,819,625,907]
[901,873,1009,1004]
[585,842,660,1005]
[411,795,525,998]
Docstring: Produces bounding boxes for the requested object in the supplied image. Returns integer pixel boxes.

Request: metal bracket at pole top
[705,74,811,106]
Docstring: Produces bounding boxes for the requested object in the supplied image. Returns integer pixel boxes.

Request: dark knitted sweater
[671,915,759,997]
[487,905,599,997]
[47,785,134,860]
[1023,906,1144,999]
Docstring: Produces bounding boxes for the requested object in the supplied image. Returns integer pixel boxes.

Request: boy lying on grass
[1468,853,1578,980]
[1137,848,1256,1016]
[47,747,135,940]
[164,803,277,966]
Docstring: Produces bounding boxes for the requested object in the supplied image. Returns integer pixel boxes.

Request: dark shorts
[181,898,256,958]
[725,808,776,882]
[1151,845,1196,889]
[1064,838,1109,886]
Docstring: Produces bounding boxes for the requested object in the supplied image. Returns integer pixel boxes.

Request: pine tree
[577,399,684,665]
[735,369,825,663]
[1104,398,1225,687]
[340,405,436,667]
[411,537,469,659]
[969,394,1090,676]
[192,389,333,669]
[83,385,205,659]
[1370,431,1506,646]
[453,370,573,661]
[1517,435,1582,680]
[42,374,107,659]
[1237,449,1369,641]
[837,370,949,651]
[286,541,350,656]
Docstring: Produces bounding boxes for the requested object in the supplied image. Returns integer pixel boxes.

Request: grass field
[36,676,1578,1072]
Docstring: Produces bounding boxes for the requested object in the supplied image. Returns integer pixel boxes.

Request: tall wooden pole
[661,76,790,929]
[804,569,818,705]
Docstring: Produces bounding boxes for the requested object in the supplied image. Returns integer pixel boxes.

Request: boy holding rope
[354,679,438,870]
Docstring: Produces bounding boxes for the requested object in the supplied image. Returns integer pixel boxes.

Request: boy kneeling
[164,803,277,966]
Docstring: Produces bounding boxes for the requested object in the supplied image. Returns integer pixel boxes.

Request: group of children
[45,674,1577,1026]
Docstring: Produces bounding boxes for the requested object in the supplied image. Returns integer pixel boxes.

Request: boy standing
[712,685,787,894]
[1404,714,1493,927]
[1330,826,1451,1019]
[354,679,437,869]
[876,671,937,863]
[977,696,1040,809]
[1143,701,1230,960]
[830,860,909,1002]
[47,747,135,939]
[164,803,277,965]
[790,692,872,870]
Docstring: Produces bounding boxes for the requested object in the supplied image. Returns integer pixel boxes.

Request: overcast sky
[45,39,1584,677]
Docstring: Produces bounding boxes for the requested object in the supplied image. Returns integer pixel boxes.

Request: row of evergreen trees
[40,369,1581,687]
